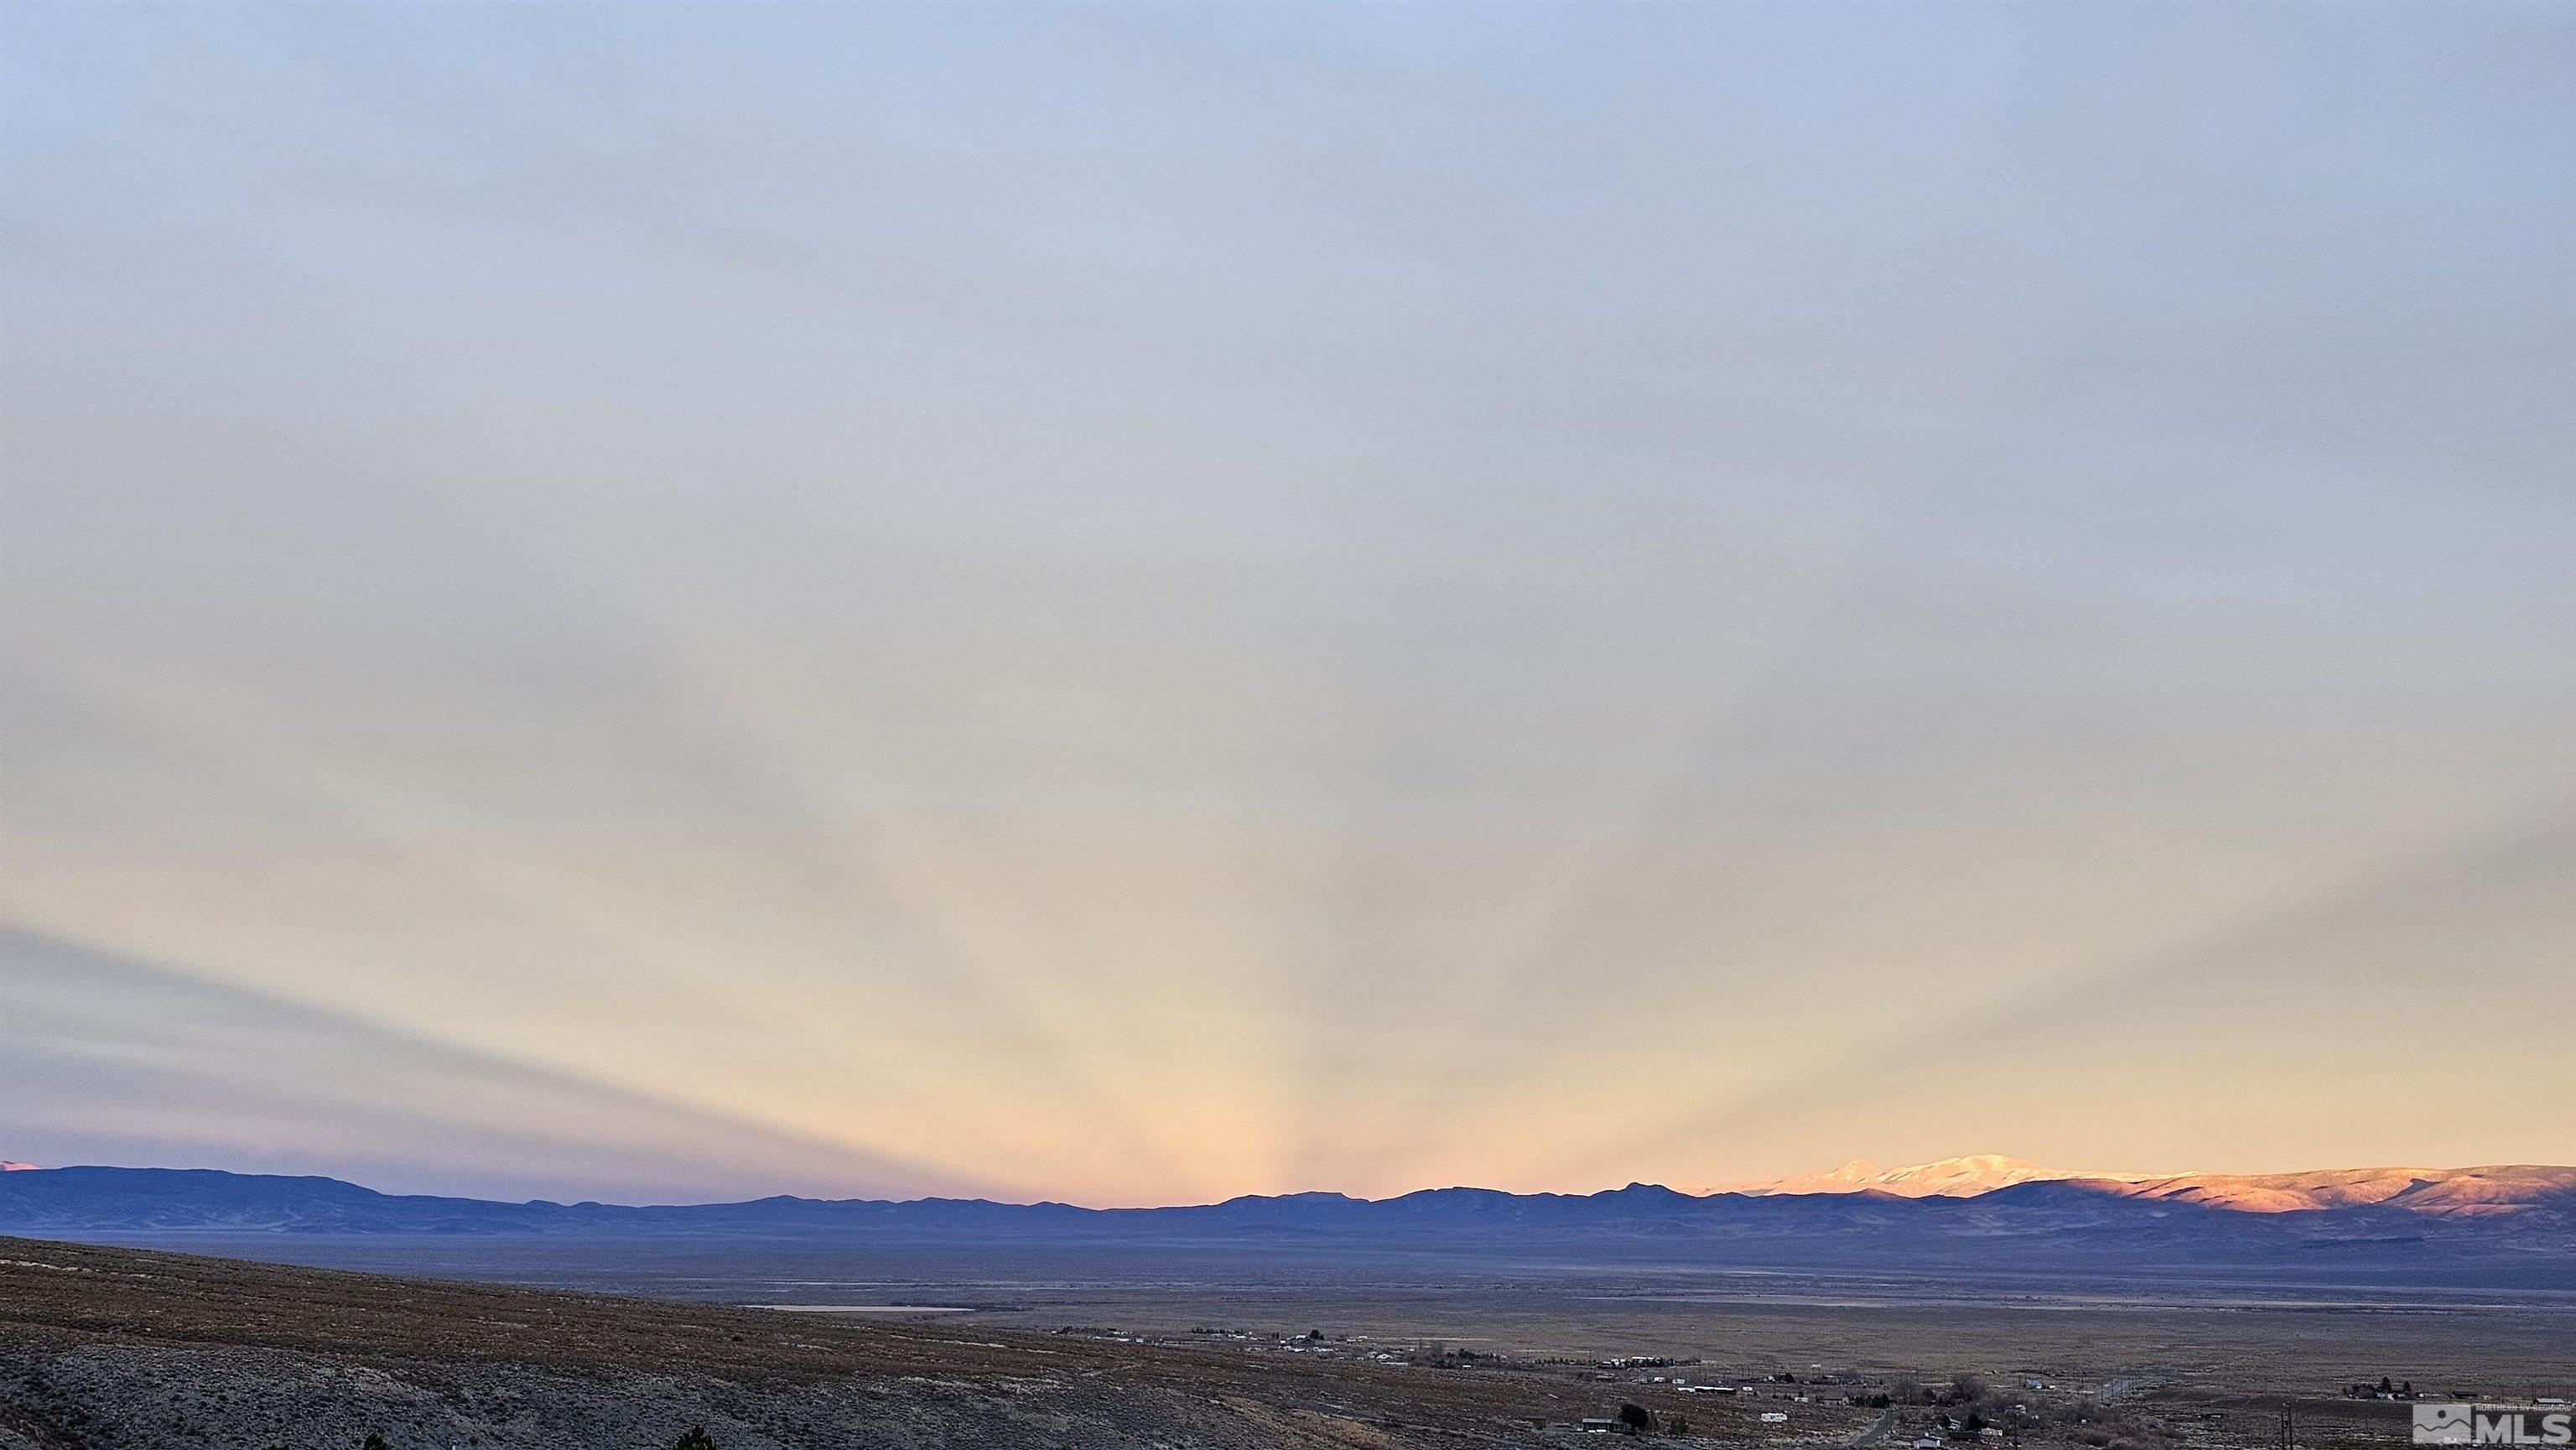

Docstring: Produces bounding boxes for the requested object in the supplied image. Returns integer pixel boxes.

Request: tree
[673,1428,717,1450]
[362,1435,389,1450]
[1618,1402,1654,1434]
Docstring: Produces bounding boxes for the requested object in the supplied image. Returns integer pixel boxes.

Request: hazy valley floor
[7,1235,2574,1449]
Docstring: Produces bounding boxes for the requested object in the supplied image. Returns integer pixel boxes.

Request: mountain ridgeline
[4,1164,2572,1276]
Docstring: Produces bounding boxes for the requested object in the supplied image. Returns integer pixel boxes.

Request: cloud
[0,928,1005,1203]
[3,2,2570,1200]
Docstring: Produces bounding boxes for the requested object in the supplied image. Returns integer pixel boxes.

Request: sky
[2,2,2570,1208]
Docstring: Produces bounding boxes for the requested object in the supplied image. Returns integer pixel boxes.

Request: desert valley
[2,1160,2572,1448]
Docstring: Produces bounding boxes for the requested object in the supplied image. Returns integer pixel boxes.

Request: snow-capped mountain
[1727,1154,2130,1198]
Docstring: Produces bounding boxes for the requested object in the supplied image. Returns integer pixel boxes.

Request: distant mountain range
[1724,1154,2116,1198]
[1719,1155,2576,1217]
[4,1162,2571,1280]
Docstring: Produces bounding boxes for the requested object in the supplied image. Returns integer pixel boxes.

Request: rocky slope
[0,1236,1774,1449]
